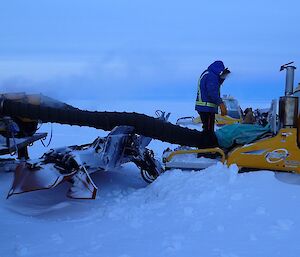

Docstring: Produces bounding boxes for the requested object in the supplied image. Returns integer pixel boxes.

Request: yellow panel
[227,128,300,173]
[215,114,242,126]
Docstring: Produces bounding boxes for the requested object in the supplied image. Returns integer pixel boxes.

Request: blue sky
[0,0,299,104]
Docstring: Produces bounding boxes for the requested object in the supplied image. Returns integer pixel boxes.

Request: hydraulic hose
[0,99,218,148]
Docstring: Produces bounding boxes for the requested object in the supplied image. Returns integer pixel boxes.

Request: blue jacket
[195,61,225,113]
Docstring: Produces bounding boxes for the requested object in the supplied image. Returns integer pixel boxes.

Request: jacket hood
[207,61,225,75]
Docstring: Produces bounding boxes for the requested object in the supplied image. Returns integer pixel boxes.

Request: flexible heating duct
[0,99,218,148]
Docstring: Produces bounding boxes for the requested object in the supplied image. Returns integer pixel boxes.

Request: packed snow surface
[1,100,300,257]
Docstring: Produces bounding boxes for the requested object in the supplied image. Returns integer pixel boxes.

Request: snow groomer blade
[7,162,98,200]
[7,162,69,198]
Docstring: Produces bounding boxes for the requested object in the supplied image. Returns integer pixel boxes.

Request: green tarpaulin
[215,123,271,149]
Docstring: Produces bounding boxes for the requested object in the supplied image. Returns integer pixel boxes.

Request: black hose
[0,99,218,148]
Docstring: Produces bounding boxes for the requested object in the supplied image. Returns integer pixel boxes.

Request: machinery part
[0,99,216,149]
[163,147,225,170]
[141,169,157,183]
[280,62,296,96]
[222,96,243,120]
[0,133,47,158]
[164,147,225,163]
[67,166,98,199]
[215,115,241,126]
[176,116,198,125]
[269,99,278,134]
[134,149,163,183]
[0,92,75,109]
[155,110,171,121]
[0,158,20,172]
[0,93,75,138]
[0,116,39,159]
[252,100,278,129]
[227,128,300,173]
[163,126,300,174]
[293,83,300,119]
[279,96,298,129]
[13,117,38,137]
[7,125,164,199]
[7,161,97,199]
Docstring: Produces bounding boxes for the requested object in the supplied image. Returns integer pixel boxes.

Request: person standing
[195,60,230,134]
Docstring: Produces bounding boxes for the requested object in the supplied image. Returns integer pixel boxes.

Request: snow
[1,100,300,257]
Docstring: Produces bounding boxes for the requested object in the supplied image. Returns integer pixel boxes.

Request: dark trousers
[197,111,218,148]
[198,112,215,132]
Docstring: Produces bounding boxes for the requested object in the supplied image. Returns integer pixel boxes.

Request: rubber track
[0,99,217,148]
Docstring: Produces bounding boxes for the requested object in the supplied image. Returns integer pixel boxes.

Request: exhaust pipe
[280,62,296,96]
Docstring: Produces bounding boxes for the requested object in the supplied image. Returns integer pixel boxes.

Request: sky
[0,0,300,106]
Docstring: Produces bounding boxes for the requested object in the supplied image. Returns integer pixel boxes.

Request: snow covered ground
[1,100,300,257]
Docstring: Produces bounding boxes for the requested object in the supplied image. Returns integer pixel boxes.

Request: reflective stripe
[195,71,218,108]
[196,100,217,108]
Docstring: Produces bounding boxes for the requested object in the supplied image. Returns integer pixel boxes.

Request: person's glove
[220,103,227,116]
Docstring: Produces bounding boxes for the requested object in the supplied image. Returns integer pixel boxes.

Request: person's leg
[207,112,215,132]
[199,112,215,132]
[199,112,209,132]
[208,112,218,146]
[198,112,218,148]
